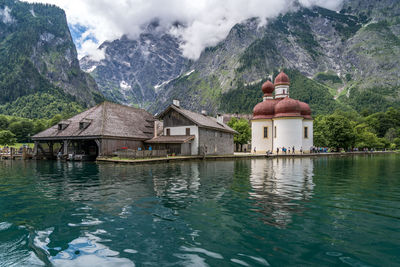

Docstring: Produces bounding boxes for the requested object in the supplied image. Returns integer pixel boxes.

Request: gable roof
[33,102,155,140]
[157,105,236,134]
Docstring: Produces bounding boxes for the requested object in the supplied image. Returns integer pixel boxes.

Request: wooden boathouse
[32,102,155,159]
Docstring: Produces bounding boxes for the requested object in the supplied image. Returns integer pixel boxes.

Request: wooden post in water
[63,140,69,157]
[33,141,38,159]
[48,142,54,160]
[10,147,14,159]
[22,147,27,160]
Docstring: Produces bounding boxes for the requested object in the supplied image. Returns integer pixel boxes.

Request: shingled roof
[157,105,236,134]
[33,102,155,140]
[145,135,195,144]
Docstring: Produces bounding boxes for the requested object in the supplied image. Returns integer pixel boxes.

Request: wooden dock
[96,151,398,165]
[0,147,33,160]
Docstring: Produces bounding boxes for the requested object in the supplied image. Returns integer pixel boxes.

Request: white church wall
[251,120,273,154]
[302,120,313,152]
[273,118,303,152]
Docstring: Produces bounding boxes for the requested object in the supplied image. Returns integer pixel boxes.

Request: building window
[186,128,190,135]
[58,123,68,131]
[166,128,170,136]
[304,126,308,139]
[274,126,277,138]
[263,127,268,138]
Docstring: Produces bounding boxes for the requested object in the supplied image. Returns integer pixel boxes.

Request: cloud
[22,0,344,60]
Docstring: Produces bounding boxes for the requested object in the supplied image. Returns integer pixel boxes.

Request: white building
[146,101,236,156]
[251,71,313,154]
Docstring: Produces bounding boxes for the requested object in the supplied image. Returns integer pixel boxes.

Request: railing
[113,149,168,159]
[0,147,34,160]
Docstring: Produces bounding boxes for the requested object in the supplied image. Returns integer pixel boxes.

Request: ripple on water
[180,246,223,259]
[30,227,135,267]
[0,228,45,266]
[50,233,135,267]
[231,258,250,266]
[0,222,12,231]
[237,253,270,266]
[33,227,54,256]
[68,218,103,227]
[326,251,343,257]
[123,249,138,254]
[174,253,208,267]
[339,256,372,267]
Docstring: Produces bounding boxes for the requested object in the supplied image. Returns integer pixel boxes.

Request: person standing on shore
[276,147,279,154]
[292,146,295,154]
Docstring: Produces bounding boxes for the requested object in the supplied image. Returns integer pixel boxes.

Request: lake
[0,155,399,266]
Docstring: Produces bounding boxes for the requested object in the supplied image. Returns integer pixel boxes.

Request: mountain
[80,22,189,109]
[0,0,103,118]
[81,0,400,115]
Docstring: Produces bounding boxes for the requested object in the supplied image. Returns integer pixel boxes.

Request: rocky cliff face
[81,0,400,115]
[80,24,189,109]
[155,1,400,114]
[0,0,103,118]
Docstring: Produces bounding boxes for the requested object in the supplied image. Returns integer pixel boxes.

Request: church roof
[274,71,290,86]
[252,71,312,120]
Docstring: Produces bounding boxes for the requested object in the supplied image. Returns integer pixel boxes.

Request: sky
[22,0,344,61]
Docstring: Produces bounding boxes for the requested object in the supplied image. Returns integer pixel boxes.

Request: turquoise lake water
[0,155,399,266]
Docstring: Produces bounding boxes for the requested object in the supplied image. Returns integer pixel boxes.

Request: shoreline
[96,151,398,165]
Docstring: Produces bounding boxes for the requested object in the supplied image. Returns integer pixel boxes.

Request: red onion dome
[274,71,290,86]
[261,80,275,95]
[253,99,279,119]
[298,101,312,119]
[274,97,301,117]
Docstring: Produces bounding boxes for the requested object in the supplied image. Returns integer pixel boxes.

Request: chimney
[217,114,224,124]
[154,120,159,137]
[173,99,180,107]
[201,110,207,116]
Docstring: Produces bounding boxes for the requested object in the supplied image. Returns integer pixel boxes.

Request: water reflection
[2,155,399,266]
[249,157,314,227]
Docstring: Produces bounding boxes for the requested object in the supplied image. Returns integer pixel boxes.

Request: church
[251,71,313,154]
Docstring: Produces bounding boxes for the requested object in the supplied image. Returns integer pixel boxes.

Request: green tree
[227,117,251,146]
[313,115,328,147]
[0,115,9,130]
[318,114,356,150]
[355,130,383,149]
[34,120,47,134]
[49,114,62,127]
[354,123,380,149]
[365,112,393,137]
[8,121,34,143]
[384,128,398,143]
[0,130,17,146]
[394,137,400,149]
